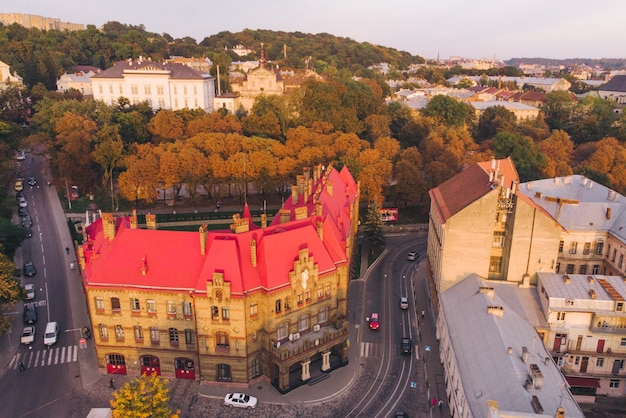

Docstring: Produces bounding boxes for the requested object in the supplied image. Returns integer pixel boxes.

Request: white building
[0,59,23,90]
[537,272,626,396]
[438,275,584,417]
[91,58,215,112]
[57,70,98,96]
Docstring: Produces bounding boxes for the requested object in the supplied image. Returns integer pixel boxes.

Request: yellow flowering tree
[110,373,179,418]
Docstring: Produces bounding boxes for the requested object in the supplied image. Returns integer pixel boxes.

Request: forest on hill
[0,22,425,90]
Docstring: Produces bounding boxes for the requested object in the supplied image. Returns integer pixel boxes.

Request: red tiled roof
[429,158,519,223]
[83,166,358,296]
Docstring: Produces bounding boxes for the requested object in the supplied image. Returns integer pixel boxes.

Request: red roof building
[79,164,359,392]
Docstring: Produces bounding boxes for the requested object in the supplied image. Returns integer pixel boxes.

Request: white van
[44,322,58,346]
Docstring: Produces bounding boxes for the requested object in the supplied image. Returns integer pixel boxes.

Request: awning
[565,376,600,388]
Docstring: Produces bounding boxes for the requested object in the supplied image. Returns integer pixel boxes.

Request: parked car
[224,393,257,409]
[23,261,36,277]
[24,226,32,238]
[18,196,27,208]
[14,179,23,192]
[18,207,29,217]
[401,337,412,355]
[44,321,59,346]
[24,284,35,300]
[28,176,37,186]
[15,151,26,161]
[407,250,419,261]
[400,296,409,310]
[15,190,25,200]
[21,326,35,344]
[21,215,32,227]
[23,303,37,324]
[368,312,380,330]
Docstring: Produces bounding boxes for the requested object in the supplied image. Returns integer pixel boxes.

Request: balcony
[270,322,347,360]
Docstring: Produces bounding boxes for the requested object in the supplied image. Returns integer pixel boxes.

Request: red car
[368,312,380,330]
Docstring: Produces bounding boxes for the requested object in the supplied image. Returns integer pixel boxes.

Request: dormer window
[617,302,624,312]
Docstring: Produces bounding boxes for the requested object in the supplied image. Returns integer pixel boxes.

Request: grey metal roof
[440,275,584,417]
[518,175,626,238]
[599,75,626,93]
[92,59,213,80]
[538,272,626,306]
[471,101,539,111]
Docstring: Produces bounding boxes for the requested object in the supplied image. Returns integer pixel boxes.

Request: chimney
[261,213,267,228]
[279,209,291,224]
[146,213,157,229]
[563,275,571,284]
[487,305,504,318]
[315,201,323,216]
[479,286,495,299]
[199,224,208,255]
[507,346,513,355]
[588,275,595,284]
[529,363,544,389]
[102,213,116,240]
[141,256,148,275]
[522,346,529,363]
[250,239,257,267]
[326,180,333,197]
[295,206,307,220]
[230,214,249,233]
[555,407,566,418]
[291,185,298,205]
[589,289,596,299]
[316,220,323,240]
[129,208,138,229]
[606,207,612,219]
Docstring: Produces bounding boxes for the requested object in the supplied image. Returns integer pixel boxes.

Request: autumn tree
[577,137,626,194]
[358,149,392,203]
[364,114,391,142]
[537,130,574,178]
[250,94,294,138]
[147,110,185,143]
[241,112,282,139]
[93,125,125,189]
[476,105,517,142]
[391,147,427,207]
[186,112,242,136]
[118,143,160,205]
[0,252,22,334]
[110,373,179,418]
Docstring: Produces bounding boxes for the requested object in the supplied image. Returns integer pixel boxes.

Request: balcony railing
[270,322,347,360]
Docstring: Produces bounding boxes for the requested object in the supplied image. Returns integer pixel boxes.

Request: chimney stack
[146,213,157,229]
[130,209,138,229]
[199,224,208,255]
[250,239,257,267]
[291,185,298,205]
[102,213,116,240]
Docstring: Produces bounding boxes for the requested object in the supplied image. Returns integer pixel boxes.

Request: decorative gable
[289,248,319,293]
[207,272,231,302]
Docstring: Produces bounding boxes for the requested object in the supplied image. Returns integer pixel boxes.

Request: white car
[21,326,35,344]
[407,250,418,261]
[400,296,409,310]
[44,321,58,346]
[224,393,258,409]
[24,284,35,300]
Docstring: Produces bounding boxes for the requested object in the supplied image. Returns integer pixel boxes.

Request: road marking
[12,345,78,370]
[360,342,380,358]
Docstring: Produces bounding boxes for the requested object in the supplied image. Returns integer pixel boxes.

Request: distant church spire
[259,42,266,68]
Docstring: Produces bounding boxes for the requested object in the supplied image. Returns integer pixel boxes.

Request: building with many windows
[78,165,358,392]
[91,57,215,112]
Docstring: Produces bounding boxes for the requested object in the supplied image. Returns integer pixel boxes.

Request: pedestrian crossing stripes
[360,342,381,358]
[9,345,78,370]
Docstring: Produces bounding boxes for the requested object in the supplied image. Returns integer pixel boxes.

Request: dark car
[28,176,37,186]
[15,190,25,200]
[18,207,29,217]
[401,337,412,355]
[21,215,32,227]
[23,261,36,277]
[24,227,32,238]
[23,303,37,324]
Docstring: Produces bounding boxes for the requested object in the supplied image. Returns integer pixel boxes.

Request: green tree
[542,90,576,131]
[391,147,426,207]
[110,373,179,418]
[363,200,386,259]
[0,219,28,259]
[476,105,517,141]
[421,95,474,128]
[492,132,546,182]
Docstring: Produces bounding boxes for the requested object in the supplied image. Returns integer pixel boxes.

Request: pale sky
[4,0,625,61]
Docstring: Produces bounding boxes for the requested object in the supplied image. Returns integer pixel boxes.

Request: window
[157,85,164,95]
[217,363,231,381]
[111,297,121,313]
[621,338,626,347]
[185,329,195,345]
[566,264,575,274]
[298,314,309,332]
[183,301,192,318]
[250,302,258,317]
[131,85,138,95]
[173,86,177,95]
[610,379,620,388]
[557,312,566,321]
[169,328,179,345]
[275,300,282,313]
[98,324,108,339]
[167,301,176,316]
[569,242,578,254]
[134,326,143,341]
[305,290,311,302]
[252,358,261,378]
[284,297,291,310]
[317,285,323,298]
[575,356,580,365]
[216,331,229,347]
[612,248,617,262]
[130,298,140,312]
[144,85,151,95]
[583,242,591,255]
[617,302,624,312]
[98,85,103,94]
[211,306,219,320]
[325,283,331,296]
[318,306,329,324]
[555,262,561,273]
[147,299,156,314]
[109,85,113,94]
[492,231,505,248]
[489,257,502,273]
[277,322,288,340]
[150,327,159,343]
[592,264,600,274]
[558,240,564,253]
[183,86,187,95]
[95,297,104,313]
[222,307,230,320]
[597,358,605,367]
[579,264,587,275]
[620,254,624,269]
[297,294,303,305]
[595,241,604,255]
[115,325,124,341]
